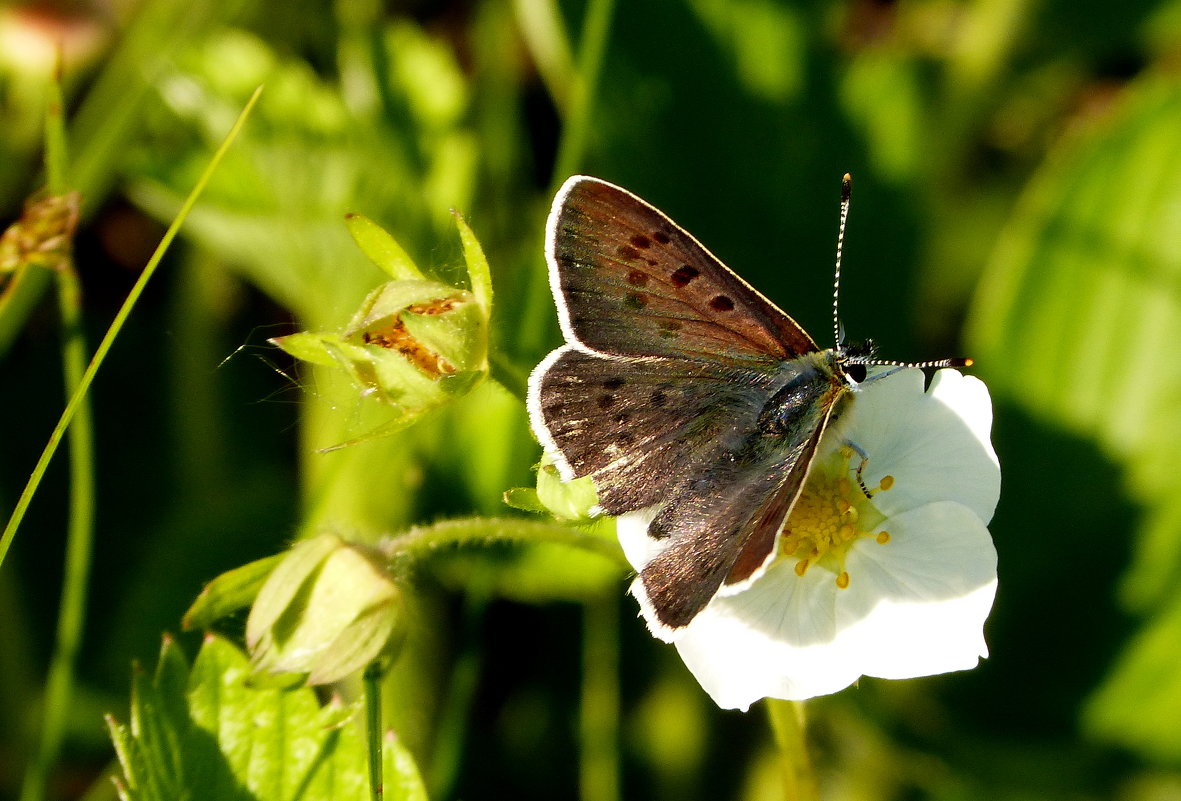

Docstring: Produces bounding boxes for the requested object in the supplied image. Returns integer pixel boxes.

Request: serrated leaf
[110,634,428,801]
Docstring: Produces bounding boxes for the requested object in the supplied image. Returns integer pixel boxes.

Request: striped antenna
[832,173,853,350]
[829,172,974,374]
[851,356,975,369]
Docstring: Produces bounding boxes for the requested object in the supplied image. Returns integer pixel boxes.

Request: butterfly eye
[845,364,867,383]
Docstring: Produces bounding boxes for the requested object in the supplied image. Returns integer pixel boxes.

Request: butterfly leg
[844,439,873,499]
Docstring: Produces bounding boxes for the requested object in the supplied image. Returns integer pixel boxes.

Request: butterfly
[526,175,966,635]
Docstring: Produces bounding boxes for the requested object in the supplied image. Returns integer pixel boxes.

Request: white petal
[847,369,1000,524]
[615,508,661,571]
[667,501,997,709]
[617,508,697,644]
[838,501,997,679]
[672,559,863,710]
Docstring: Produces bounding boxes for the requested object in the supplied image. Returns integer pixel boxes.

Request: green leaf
[967,74,1181,768]
[108,633,428,801]
[1084,595,1181,761]
[967,76,1181,475]
[966,76,1181,609]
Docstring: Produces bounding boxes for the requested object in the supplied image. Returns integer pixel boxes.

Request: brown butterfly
[527,176,966,634]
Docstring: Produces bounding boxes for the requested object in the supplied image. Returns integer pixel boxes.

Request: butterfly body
[528,176,862,635]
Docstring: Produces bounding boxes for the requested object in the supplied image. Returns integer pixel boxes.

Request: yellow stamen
[776,446,898,585]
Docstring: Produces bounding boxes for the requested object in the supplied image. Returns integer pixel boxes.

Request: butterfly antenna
[856,356,975,369]
[833,173,852,351]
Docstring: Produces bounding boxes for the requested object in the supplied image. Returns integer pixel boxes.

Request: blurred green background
[4,0,1181,798]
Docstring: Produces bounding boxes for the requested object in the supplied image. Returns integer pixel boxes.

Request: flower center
[778,445,895,589]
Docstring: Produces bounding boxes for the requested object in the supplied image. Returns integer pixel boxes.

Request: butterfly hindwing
[635,378,839,630]
[529,346,778,515]
[548,176,819,364]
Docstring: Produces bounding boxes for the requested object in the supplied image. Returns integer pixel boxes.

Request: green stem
[579,595,620,801]
[766,699,818,801]
[0,86,264,571]
[387,516,626,567]
[550,0,617,186]
[21,264,94,801]
[517,0,618,358]
[364,663,385,801]
[426,572,491,800]
[21,74,96,801]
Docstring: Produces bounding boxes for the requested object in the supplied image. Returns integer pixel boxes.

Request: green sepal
[246,534,404,685]
[182,553,285,631]
[535,453,600,522]
[344,212,425,281]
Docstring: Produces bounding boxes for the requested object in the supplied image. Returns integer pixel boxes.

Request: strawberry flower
[616,368,1000,710]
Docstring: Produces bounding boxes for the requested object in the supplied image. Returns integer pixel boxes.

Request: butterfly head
[838,338,973,386]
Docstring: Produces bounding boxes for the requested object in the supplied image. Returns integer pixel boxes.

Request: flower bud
[246,534,404,685]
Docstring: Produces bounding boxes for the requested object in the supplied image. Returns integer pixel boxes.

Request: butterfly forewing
[548,177,819,363]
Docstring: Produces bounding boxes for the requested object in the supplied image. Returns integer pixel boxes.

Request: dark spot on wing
[627,270,648,286]
[616,432,635,446]
[618,245,641,260]
[656,317,682,340]
[710,295,735,311]
[614,412,630,424]
[598,394,615,409]
[625,292,648,309]
[546,402,565,417]
[671,265,700,287]
[651,390,667,407]
[603,377,625,390]
[630,234,651,249]
[653,231,671,245]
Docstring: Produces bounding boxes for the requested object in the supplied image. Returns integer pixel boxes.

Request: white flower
[616,368,1000,711]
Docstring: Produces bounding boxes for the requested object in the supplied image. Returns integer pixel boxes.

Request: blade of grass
[0,86,264,571]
